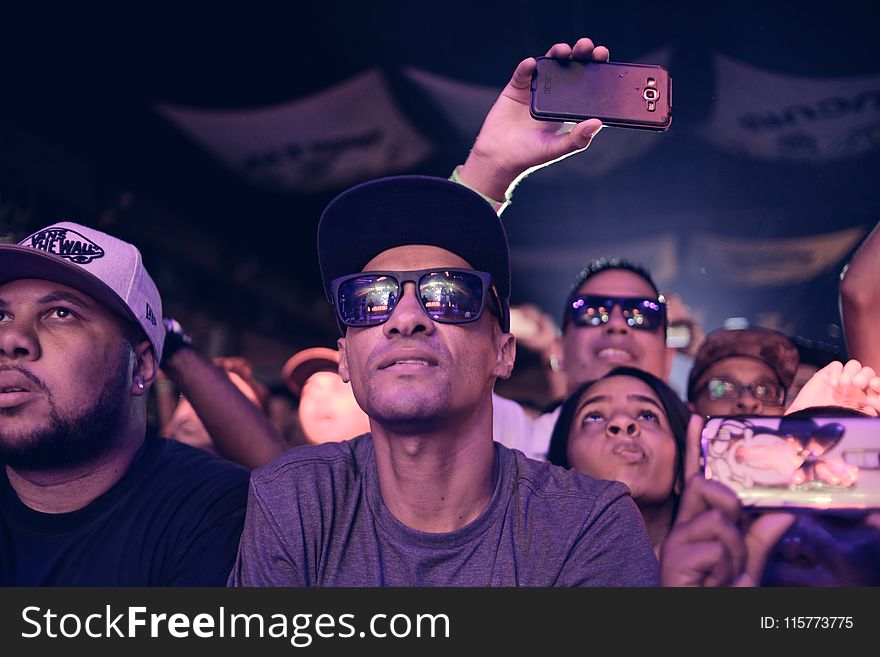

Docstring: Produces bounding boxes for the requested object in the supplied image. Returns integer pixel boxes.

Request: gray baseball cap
[0,222,165,362]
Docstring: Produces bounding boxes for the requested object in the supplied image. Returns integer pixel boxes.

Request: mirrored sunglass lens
[419,272,484,323]
[570,297,608,326]
[621,299,663,329]
[337,275,399,326]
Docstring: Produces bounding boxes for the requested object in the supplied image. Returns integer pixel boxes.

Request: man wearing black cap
[229,176,658,586]
[0,222,249,585]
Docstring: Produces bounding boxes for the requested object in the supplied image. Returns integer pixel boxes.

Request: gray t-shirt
[229,435,659,587]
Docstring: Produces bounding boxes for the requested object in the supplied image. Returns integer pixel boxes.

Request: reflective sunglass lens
[571,296,663,330]
[336,275,399,326]
[420,272,485,323]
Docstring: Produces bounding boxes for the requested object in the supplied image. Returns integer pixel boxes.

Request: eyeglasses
[331,268,497,328]
[567,294,666,331]
[704,377,785,406]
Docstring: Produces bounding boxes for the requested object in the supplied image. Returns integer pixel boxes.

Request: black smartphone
[530,58,672,131]
[701,416,880,511]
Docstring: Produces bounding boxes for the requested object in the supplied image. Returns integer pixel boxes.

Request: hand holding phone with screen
[701,415,880,510]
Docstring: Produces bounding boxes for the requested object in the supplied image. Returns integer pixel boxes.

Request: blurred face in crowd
[566,375,678,506]
[297,370,370,444]
[165,372,261,452]
[691,356,785,417]
[337,245,513,433]
[562,269,672,394]
[762,513,880,586]
[0,279,139,469]
[267,392,302,446]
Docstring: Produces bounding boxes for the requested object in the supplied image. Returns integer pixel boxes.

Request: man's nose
[0,321,40,362]
[602,304,630,333]
[735,389,763,414]
[383,282,435,337]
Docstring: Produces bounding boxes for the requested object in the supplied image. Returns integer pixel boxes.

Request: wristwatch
[161,317,193,367]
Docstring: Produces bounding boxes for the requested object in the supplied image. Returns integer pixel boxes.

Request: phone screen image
[702,416,880,510]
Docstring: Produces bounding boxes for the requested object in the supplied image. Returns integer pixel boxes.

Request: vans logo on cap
[21,227,105,265]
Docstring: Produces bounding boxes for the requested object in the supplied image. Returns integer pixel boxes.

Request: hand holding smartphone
[701,416,880,510]
[530,58,672,131]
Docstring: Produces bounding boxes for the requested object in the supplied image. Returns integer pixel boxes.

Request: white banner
[686,226,866,286]
[510,232,679,287]
[696,54,880,161]
[156,70,433,193]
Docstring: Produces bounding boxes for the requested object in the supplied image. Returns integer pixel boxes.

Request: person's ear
[494,330,516,380]
[131,339,158,396]
[337,337,351,383]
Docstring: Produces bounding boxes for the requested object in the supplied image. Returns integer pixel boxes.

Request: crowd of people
[1,37,879,587]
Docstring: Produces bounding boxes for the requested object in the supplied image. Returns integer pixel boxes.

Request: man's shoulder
[151,435,249,484]
[139,435,250,508]
[503,444,630,507]
[250,434,371,491]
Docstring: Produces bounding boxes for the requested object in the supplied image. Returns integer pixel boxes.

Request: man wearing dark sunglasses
[229,175,658,586]
[490,257,676,460]
[560,258,674,389]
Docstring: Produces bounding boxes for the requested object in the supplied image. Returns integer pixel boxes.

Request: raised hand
[456,38,609,204]
[785,359,880,416]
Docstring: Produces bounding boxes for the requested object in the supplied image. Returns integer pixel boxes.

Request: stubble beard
[0,347,132,470]
[366,378,453,432]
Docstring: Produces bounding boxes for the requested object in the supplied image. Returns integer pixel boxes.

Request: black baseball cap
[317,175,511,332]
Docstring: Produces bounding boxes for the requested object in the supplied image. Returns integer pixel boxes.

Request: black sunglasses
[331,268,498,328]
[567,294,666,331]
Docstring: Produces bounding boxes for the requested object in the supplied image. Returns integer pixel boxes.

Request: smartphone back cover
[530,58,672,130]
[702,416,880,510]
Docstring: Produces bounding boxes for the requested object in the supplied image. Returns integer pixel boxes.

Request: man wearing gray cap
[229,176,658,586]
[0,222,249,585]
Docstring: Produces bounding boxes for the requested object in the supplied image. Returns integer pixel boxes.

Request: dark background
[2,2,878,383]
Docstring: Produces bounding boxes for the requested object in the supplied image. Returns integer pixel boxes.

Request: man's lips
[595,347,636,363]
[0,390,38,409]
[376,351,440,370]
[0,371,37,394]
[0,372,39,408]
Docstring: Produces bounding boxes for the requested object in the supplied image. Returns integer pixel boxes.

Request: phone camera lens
[643,88,659,101]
